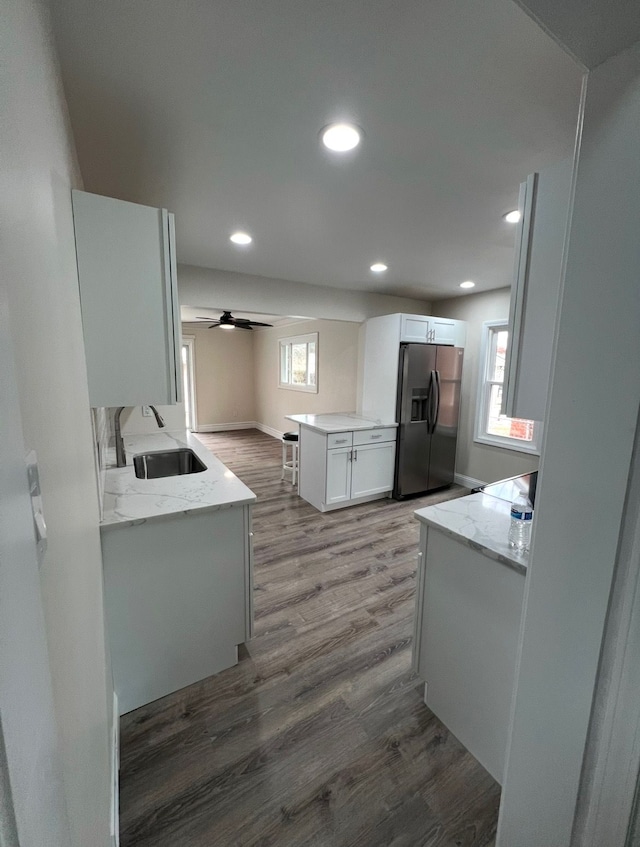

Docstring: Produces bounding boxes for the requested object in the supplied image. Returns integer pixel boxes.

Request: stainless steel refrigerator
[393,343,464,498]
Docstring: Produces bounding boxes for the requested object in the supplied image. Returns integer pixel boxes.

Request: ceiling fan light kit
[195,311,274,330]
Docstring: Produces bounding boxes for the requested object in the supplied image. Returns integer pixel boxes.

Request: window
[278,333,318,392]
[475,320,541,454]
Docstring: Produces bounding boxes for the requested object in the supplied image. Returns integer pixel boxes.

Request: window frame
[474,319,541,455]
[278,332,318,393]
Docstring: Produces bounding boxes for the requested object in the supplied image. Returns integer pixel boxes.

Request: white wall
[253,319,360,435]
[178,264,433,323]
[497,46,640,846]
[432,289,539,484]
[2,1,112,845]
[185,326,257,428]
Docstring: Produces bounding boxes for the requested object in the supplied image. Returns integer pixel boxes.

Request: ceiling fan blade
[246,320,273,327]
[196,316,220,321]
[235,324,253,330]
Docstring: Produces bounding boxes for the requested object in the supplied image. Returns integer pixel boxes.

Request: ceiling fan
[195,311,273,330]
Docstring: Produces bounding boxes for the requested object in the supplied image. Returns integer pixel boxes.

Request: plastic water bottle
[508,492,533,552]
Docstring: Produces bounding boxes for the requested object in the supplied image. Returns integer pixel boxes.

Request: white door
[0,293,71,845]
[325,447,352,504]
[350,442,396,498]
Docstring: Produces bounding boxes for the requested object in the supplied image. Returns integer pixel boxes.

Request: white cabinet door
[502,158,572,421]
[325,447,352,504]
[400,314,430,343]
[350,441,396,498]
[72,190,182,408]
[431,318,456,346]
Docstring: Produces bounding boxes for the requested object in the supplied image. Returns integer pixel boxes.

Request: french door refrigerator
[393,343,464,498]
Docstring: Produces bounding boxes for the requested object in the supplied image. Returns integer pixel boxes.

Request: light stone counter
[101,430,256,530]
[414,492,528,575]
[286,412,397,434]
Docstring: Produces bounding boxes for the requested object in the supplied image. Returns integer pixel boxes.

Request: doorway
[181,336,197,431]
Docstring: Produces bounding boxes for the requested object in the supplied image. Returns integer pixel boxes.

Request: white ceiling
[514,0,640,69]
[50,0,584,301]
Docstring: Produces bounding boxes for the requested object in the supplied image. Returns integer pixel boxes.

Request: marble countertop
[414,492,528,574]
[101,430,256,530]
[286,412,398,434]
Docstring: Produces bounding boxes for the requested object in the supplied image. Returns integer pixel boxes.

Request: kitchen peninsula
[101,430,256,714]
[287,413,398,512]
[413,491,528,783]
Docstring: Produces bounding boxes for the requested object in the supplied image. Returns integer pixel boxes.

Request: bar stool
[281,431,299,486]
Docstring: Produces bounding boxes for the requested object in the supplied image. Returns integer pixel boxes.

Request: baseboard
[196,421,257,432]
[111,691,120,846]
[254,422,285,440]
[454,472,486,490]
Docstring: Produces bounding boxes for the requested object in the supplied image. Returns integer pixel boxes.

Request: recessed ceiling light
[230,231,252,245]
[460,280,475,289]
[370,262,388,273]
[321,123,361,152]
[504,210,521,224]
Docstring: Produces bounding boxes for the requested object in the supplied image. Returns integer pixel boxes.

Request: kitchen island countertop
[414,492,528,575]
[286,412,397,434]
[101,430,255,530]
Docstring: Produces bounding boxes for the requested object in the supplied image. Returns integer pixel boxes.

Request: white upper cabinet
[502,158,573,422]
[399,314,465,346]
[72,190,182,408]
[358,312,466,422]
[401,314,431,343]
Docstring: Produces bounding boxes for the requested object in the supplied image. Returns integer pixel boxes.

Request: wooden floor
[119,429,500,847]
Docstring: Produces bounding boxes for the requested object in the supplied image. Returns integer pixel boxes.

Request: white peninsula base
[413,494,527,783]
[286,413,397,512]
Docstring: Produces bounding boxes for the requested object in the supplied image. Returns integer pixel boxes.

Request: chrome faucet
[114,406,166,468]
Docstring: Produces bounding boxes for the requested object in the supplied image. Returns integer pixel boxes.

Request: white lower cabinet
[350,442,397,498]
[101,505,253,715]
[299,426,396,512]
[326,446,352,505]
[412,524,525,783]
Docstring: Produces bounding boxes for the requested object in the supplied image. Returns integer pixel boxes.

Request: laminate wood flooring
[119,429,500,847]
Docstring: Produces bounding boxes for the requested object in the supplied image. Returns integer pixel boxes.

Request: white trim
[254,422,286,440]
[195,421,288,441]
[181,335,198,432]
[111,692,119,846]
[572,413,640,847]
[196,421,257,432]
[474,320,541,455]
[454,473,486,490]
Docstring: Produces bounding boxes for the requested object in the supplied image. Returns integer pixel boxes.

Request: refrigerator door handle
[428,370,438,434]
[433,370,441,434]
[425,370,434,430]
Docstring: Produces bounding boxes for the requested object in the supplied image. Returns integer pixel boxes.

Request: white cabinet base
[102,505,252,715]
[298,425,396,512]
[414,525,525,784]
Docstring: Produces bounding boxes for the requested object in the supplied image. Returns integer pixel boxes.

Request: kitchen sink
[133,449,207,479]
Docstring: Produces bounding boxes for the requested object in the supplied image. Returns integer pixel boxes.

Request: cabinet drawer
[327,432,353,449]
[353,427,396,446]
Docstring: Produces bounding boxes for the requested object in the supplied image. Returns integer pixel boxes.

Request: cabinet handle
[335,438,347,444]
[353,449,358,461]
[370,434,382,439]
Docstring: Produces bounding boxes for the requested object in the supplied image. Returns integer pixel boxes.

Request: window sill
[474,434,540,456]
[277,383,318,394]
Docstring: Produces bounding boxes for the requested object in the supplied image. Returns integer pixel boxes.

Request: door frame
[181,335,198,432]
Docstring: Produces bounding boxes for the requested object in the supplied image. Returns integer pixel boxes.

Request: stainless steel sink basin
[133,448,207,480]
